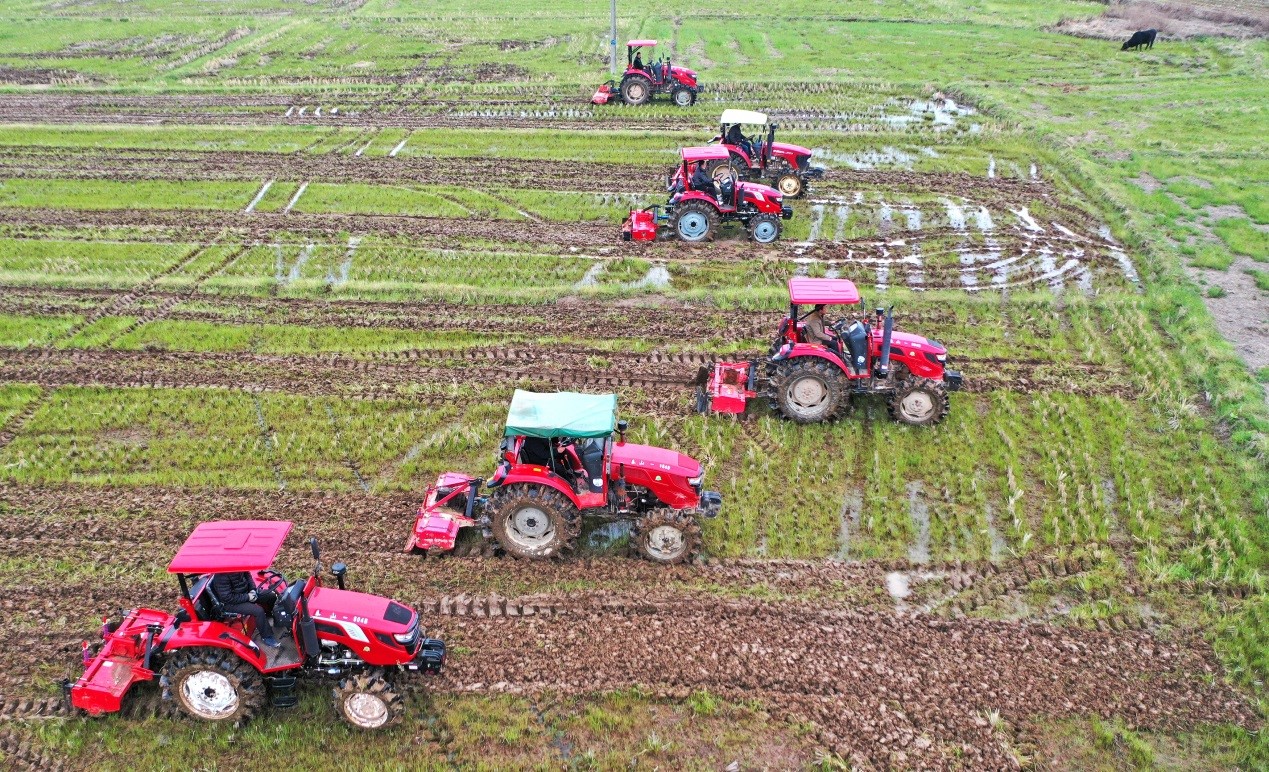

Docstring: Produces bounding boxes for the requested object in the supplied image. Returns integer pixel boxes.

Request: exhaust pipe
[878,307,894,378]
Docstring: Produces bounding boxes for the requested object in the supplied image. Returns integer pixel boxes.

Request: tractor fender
[675,190,721,210]
[491,467,583,510]
[722,144,753,167]
[162,621,268,671]
[770,343,852,375]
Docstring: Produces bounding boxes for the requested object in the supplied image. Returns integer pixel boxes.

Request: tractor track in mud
[0,346,1135,400]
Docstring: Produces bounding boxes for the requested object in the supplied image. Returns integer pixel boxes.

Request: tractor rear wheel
[161,647,265,725]
[632,509,701,564]
[620,75,653,106]
[490,484,579,559]
[748,213,782,244]
[671,85,696,107]
[770,358,849,423]
[333,669,404,730]
[888,378,950,426]
[671,200,719,242]
[775,172,805,198]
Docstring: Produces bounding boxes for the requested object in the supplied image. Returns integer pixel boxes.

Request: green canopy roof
[505,390,617,439]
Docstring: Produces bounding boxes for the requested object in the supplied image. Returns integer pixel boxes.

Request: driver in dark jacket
[212,572,279,648]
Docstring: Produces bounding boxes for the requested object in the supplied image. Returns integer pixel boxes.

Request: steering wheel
[257,570,288,598]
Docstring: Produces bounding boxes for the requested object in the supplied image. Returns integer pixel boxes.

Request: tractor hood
[671,65,696,78]
[611,442,702,479]
[770,141,812,159]
[738,180,783,200]
[878,329,947,356]
[308,586,416,635]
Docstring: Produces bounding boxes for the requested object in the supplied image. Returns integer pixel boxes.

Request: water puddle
[1110,248,1141,284]
[878,201,893,235]
[906,481,931,564]
[832,205,849,242]
[836,488,863,560]
[943,198,966,230]
[806,204,826,242]
[983,504,1007,562]
[1011,207,1043,232]
[987,156,996,179]
[326,236,359,286]
[879,96,976,131]
[287,243,315,282]
[813,146,914,170]
[632,263,670,289]
[573,261,605,289]
[975,206,994,232]
[1030,163,1038,180]
[585,520,632,550]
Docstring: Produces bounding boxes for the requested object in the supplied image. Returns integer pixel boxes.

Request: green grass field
[0,0,1266,767]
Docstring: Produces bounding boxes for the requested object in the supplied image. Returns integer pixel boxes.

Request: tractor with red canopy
[623,146,793,243]
[70,520,444,728]
[407,390,721,564]
[696,277,963,424]
[592,40,700,107]
[707,109,825,198]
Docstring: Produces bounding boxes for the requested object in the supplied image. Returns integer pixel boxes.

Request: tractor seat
[718,176,736,206]
[189,575,249,629]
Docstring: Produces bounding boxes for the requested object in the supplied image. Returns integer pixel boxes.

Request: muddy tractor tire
[632,509,702,565]
[671,200,719,243]
[333,669,404,730]
[620,75,653,106]
[774,171,805,198]
[489,484,579,559]
[161,647,266,725]
[747,213,782,244]
[888,377,950,427]
[671,85,697,107]
[770,358,849,424]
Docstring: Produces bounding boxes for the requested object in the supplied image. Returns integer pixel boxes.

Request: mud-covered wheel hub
[787,375,828,416]
[899,391,935,422]
[750,215,780,244]
[645,524,687,561]
[343,693,390,729]
[672,87,695,107]
[508,505,554,549]
[180,672,238,719]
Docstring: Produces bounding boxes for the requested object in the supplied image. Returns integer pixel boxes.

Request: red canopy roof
[681,145,732,162]
[168,520,293,574]
[788,277,861,305]
[627,39,657,48]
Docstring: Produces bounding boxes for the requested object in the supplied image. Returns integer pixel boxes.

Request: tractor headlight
[688,474,703,488]
[936,354,946,362]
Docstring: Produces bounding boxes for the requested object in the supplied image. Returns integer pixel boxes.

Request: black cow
[1122,29,1157,51]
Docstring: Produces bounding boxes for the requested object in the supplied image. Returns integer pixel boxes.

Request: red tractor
[70,521,444,728]
[592,39,700,107]
[622,146,793,243]
[707,109,825,198]
[406,390,722,564]
[696,278,963,424]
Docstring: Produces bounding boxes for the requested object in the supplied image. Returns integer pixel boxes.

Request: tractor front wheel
[775,172,805,198]
[161,647,265,725]
[748,213,782,244]
[671,200,719,243]
[888,378,950,426]
[770,358,849,423]
[632,509,701,564]
[490,484,579,559]
[620,76,652,106]
[671,85,697,107]
[334,670,404,730]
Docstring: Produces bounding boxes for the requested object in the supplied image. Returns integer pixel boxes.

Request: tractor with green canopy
[407,390,721,564]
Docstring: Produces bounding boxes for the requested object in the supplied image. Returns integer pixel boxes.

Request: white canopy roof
[720,109,768,126]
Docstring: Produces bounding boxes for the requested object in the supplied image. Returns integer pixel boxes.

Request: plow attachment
[406,472,484,553]
[591,82,615,105]
[70,608,170,715]
[621,206,664,242]
[694,361,759,415]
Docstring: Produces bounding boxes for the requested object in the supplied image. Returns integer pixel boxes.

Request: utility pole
[609,0,618,76]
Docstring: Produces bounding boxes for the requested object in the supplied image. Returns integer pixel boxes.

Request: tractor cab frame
[707,109,825,197]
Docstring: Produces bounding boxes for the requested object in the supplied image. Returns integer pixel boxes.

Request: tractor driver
[212,571,281,649]
[632,51,643,71]
[803,304,843,358]
[689,161,718,200]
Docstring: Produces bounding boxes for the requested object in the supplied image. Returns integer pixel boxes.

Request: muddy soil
[1054,1,1269,40]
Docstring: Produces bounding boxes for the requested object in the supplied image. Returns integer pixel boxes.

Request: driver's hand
[248,590,258,602]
